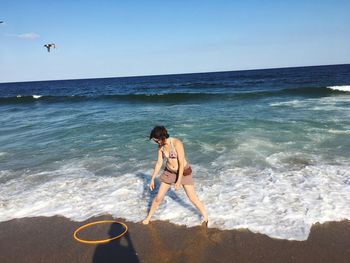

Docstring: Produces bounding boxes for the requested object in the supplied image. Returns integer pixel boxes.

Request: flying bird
[0,21,3,24]
[44,43,56,52]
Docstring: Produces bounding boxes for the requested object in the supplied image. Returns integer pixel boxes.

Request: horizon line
[1,62,349,84]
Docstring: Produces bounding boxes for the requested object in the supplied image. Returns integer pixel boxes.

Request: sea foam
[0,160,349,241]
[327,85,350,92]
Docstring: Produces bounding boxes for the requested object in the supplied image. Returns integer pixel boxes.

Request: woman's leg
[142,182,171,224]
[183,185,208,223]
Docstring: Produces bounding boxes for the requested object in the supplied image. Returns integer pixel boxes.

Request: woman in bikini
[142,126,208,225]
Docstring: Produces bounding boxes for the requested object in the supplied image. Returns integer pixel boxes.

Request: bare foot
[201,217,208,227]
[142,218,150,225]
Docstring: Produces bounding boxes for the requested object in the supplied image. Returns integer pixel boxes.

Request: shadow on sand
[93,223,139,263]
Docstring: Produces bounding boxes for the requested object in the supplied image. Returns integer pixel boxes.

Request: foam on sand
[1,159,349,241]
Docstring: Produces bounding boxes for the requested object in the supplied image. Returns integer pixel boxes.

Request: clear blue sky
[1,0,349,83]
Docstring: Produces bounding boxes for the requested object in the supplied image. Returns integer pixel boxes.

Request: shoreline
[0,216,349,263]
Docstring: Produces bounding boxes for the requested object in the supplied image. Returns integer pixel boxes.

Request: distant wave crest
[327,85,350,92]
[0,86,347,104]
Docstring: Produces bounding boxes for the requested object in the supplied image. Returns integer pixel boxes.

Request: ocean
[1,64,350,241]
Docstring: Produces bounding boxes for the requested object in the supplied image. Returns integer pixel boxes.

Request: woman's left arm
[175,139,185,191]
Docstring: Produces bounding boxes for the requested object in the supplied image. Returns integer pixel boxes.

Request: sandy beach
[0,215,349,263]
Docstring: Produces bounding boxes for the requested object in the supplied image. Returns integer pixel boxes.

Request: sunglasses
[152,138,162,144]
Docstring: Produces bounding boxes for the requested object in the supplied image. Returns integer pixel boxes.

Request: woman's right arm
[149,146,163,191]
[151,146,163,180]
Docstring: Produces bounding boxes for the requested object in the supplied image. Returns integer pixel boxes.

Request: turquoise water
[1,64,350,240]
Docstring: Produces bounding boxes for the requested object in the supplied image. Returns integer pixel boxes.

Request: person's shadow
[135,172,200,217]
[93,223,138,263]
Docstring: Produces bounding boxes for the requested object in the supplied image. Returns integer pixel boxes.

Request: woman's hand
[174,182,181,191]
[149,179,155,191]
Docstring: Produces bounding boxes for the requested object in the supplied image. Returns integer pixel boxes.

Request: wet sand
[0,216,349,263]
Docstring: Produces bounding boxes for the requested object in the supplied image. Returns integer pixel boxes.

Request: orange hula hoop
[73,220,128,244]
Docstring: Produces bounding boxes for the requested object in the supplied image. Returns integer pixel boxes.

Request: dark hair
[149,126,169,140]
